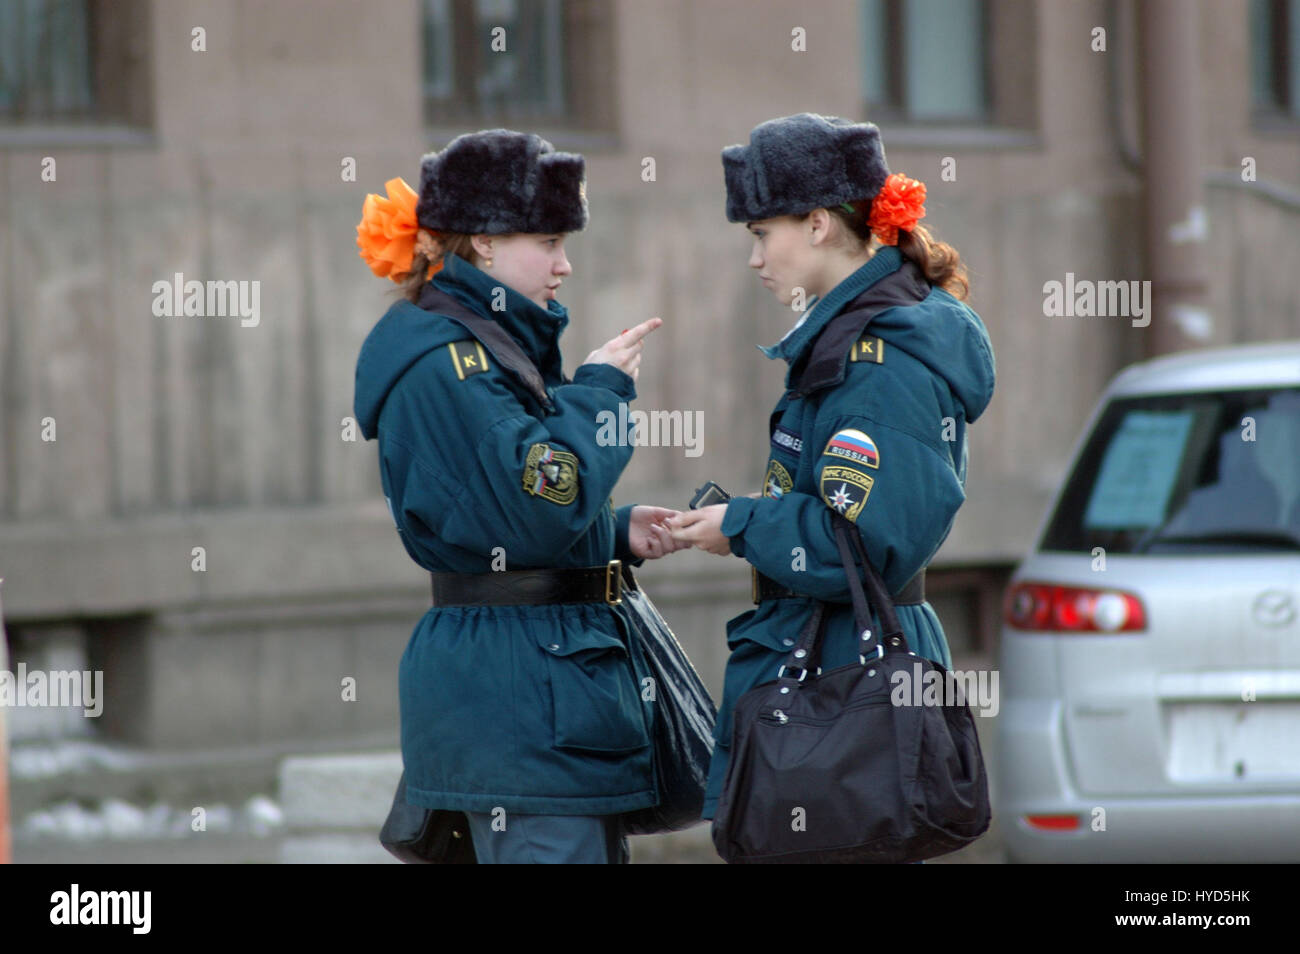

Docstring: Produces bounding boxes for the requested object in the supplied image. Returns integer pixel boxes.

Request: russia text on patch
[823,428,879,468]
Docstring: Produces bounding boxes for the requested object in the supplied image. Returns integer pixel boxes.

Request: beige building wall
[1,0,1297,744]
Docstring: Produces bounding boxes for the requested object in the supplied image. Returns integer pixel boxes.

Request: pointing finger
[620,317,662,346]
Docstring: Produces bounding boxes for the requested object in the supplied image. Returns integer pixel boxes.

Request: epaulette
[445,339,490,380]
[847,333,885,365]
[788,259,928,398]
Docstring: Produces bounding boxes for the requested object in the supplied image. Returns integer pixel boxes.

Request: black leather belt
[430,560,627,607]
[752,566,926,605]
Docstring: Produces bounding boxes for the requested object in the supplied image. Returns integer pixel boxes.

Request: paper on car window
[1083,410,1195,528]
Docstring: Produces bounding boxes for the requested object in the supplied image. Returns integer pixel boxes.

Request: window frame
[0,0,154,148]
[421,0,618,151]
[858,0,1041,150]
[1251,0,1300,132]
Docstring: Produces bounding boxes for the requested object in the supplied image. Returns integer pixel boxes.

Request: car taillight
[1003,582,1147,632]
[1023,814,1081,831]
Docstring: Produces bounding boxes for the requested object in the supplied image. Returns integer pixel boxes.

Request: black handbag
[616,566,717,835]
[379,771,478,864]
[711,513,991,863]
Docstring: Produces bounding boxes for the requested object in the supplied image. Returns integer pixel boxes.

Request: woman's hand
[627,505,690,560]
[584,317,663,383]
[666,504,732,556]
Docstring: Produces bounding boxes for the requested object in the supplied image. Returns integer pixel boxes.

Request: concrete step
[8,731,396,817]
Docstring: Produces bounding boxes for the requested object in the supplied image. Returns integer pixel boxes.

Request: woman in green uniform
[354,129,686,863]
[669,113,996,836]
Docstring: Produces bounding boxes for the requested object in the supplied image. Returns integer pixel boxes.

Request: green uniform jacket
[703,244,996,819]
[353,253,657,815]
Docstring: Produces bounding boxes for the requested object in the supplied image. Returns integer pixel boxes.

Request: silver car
[997,341,1300,863]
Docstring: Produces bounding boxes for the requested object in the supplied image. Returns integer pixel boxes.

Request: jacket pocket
[724,602,810,654]
[535,621,651,754]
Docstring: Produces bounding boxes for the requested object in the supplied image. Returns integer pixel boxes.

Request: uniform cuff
[720,497,760,559]
[572,362,637,400]
[614,503,645,567]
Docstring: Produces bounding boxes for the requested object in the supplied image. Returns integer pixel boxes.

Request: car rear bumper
[1000,794,1300,862]
[996,699,1300,862]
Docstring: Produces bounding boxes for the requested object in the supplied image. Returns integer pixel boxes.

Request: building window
[1252,0,1300,119]
[0,0,95,121]
[0,0,151,136]
[860,0,991,123]
[423,0,614,132]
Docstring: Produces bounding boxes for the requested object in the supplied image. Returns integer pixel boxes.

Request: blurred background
[1,0,1298,863]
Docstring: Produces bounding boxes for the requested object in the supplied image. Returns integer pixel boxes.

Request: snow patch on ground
[9,739,141,778]
[17,795,284,842]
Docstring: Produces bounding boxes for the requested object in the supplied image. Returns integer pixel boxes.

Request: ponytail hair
[397,232,480,303]
[896,223,970,302]
[805,200,971,302]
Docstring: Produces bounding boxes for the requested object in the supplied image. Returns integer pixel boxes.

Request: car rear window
[1040,387,1300,554]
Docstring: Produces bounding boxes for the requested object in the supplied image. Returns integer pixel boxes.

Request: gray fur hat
[416,128,588,234]
[721,112,890,222]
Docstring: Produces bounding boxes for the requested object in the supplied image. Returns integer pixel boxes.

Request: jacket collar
[430,252,569,376]
[758,244,904,373]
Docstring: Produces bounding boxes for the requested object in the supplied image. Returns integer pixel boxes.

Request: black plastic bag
[616,567,717,835]
[379,770,478,864]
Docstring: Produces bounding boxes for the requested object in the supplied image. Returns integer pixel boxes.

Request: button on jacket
[353,253,656,815]
[703,244,996,819]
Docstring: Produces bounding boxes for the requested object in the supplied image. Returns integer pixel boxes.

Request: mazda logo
[1252,590,1296,627]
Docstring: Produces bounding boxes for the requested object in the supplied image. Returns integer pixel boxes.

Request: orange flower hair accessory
[867,172,927,246]
[356,177,440,282]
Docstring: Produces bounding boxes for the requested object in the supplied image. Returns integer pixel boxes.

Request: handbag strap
[830,513,911,658]
[767,600,829,705]
[766,515,912,707]
[417,282,556,413]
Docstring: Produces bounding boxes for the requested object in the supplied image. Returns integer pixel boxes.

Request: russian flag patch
[823,428,879,468]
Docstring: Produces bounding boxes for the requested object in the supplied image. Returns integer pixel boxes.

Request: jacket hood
[761,245,996,424]
[869,283,996,424]
[354,298,460,441]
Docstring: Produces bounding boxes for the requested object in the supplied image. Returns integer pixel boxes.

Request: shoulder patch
[447,339,489,380]
[763,459,794,498]
[822,428,880,468]
[820,466,873,521]
[848,333,885,364]
[523,442,579,505]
